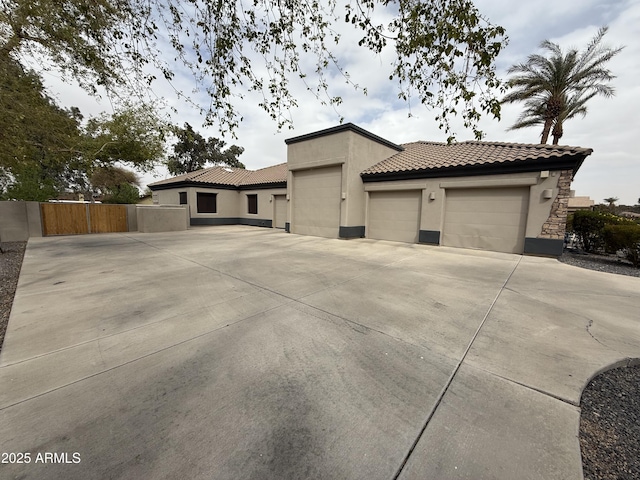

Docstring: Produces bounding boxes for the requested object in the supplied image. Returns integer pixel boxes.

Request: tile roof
[361,141,593,176]
[239,163,288,186]
[149,163,287,188]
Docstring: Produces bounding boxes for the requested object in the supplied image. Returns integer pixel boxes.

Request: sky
[39,0,640,206]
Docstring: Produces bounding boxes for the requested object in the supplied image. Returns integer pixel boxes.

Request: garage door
[368,190,421,243]
[292,166,342,238]
[273,195,287,229]
[442,187,529,254]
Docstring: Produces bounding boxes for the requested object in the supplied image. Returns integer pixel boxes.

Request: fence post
[85,204,92,233]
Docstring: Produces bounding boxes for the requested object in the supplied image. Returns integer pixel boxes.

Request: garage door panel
[292,166,341,238]
[443,187,529,254]
[446,212,527,228]
[446,232,521,252]
[368,190,421,243]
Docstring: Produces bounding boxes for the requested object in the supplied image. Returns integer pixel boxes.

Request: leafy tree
[83,105,167,173]
[1,0,508,140]
[502,26,623,144]
[166,123,245,175]
[1,162,59,201]
[0,55,166,199]
[0,55,89,199]
[90,166,140,204]
[102,183,141,204]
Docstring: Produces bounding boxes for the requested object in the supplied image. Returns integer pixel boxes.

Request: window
[179,192,187,204]
[247,194,258,214]
[197,192,217,213]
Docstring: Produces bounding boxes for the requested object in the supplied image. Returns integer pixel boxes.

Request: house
[148,163,287,228]
[150,123,593,256]
[567,192,595,213]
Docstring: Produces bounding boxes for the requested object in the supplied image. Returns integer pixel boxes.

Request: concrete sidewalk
[1,226,638,479]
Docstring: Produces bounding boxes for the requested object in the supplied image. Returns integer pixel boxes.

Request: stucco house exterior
[150,123,593,256]
[148,163,288,228]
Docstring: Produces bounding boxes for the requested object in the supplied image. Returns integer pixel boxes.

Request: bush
[602,224,640,267]
[571,210,634,253]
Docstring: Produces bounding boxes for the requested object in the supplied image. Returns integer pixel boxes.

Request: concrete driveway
[1,226,638,479]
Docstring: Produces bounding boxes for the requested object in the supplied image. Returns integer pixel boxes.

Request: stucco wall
[0,201,43,241]
[136,205,189,233]
[238,188,287,226]
[154,186,286,227]
[344,132,403,230]
[286,129,400,236]
[155,187,239,222]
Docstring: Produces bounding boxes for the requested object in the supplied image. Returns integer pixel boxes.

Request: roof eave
[149,180,287,191]
[148,181,239,191]
[237,181,287,190]
[361,154,591,182]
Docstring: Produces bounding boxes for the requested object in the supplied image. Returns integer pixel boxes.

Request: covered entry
[291,166,342,238]
[367,190,421,243]
[442,187,529,254]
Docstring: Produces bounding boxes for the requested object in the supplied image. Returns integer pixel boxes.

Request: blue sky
[40,0,640,205]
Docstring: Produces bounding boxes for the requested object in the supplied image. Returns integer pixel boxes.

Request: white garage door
[368,190,421,243]
[273,195,287,229]
[443,187,529,254]
[292,166,342,238]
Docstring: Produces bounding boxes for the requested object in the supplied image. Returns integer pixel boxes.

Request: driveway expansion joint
[391,255,523,479]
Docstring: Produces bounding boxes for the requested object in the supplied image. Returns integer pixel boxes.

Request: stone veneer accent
[539,169,573,240]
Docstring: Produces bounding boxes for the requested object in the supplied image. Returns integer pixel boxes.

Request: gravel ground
[0,241,26,355]
[560,249,640,278]
[580,364,640,480]
[0,241,637,479]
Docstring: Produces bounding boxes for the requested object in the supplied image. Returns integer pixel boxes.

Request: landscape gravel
[0,240,637,479]
[0,241,26,355]
[560,250,640,278]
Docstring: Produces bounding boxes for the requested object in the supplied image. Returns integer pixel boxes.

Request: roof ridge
[251,162,287,171]
[402,141,448,147]
[460,140,589,151]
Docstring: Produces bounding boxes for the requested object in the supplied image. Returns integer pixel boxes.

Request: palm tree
[502,26,623,144]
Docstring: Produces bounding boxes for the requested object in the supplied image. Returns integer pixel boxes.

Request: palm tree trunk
[552,121,563,145]
[540,118,553,144]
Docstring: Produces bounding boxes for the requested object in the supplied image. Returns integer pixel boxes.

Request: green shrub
[602,224,640,267]
[571,210,634,253]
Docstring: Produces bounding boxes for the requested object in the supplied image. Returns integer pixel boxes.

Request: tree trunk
[540,118,553,144]
[541,97,562,144]
[552,121,563,145]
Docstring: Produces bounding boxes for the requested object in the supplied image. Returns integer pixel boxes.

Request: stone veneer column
[538,169,573,239]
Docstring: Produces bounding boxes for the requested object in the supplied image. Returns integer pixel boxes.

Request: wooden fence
[40,203,128,236]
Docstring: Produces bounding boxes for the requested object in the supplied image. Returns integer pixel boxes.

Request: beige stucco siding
[343,132,403,228]
[155,186,286,225]
[237,188,287,222]
[286,128,401,237]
